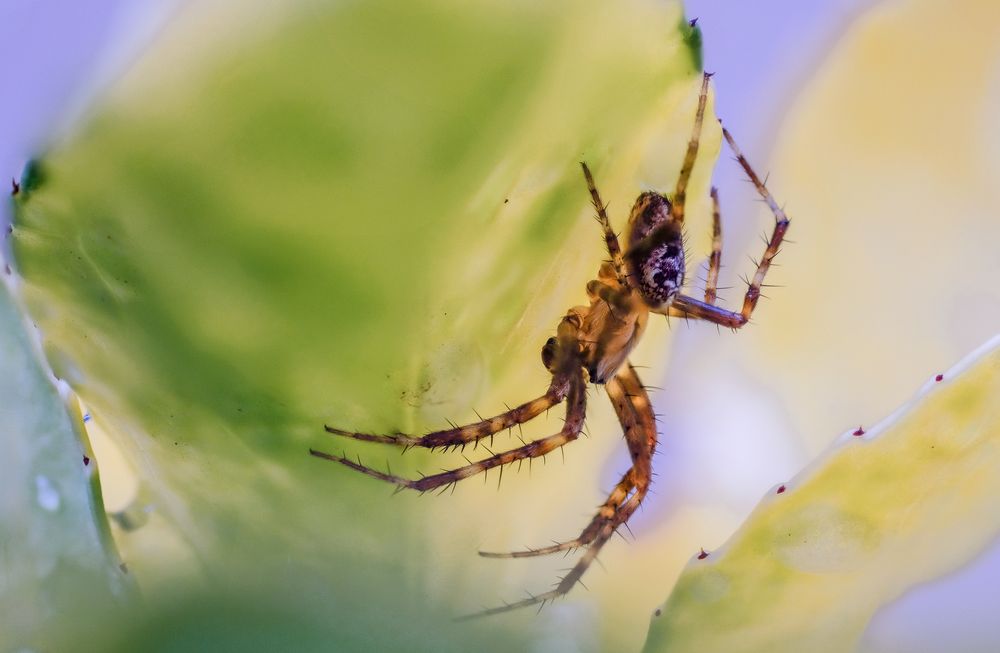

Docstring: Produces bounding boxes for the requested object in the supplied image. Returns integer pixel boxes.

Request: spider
[310,72,790,617]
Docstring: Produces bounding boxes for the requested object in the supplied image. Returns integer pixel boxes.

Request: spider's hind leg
[667,125,790,328]
[704,187,722,305]
[670,72,713,225]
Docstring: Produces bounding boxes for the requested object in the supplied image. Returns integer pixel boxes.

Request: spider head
[624,192,685,309]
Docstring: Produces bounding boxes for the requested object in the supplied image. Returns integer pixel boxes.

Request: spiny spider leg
[322,387,564,451]
[668,124,790,327]
[478,469,636,559]
[704,187,722,305]
[580,162,628,287]
[464,364,657,618]
[309,370,586,494]
[478,361,652,559]
[479,366,648,558]
[720,125,790,317]
[670,72,712,225]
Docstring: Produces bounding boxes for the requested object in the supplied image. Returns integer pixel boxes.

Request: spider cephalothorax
[311,72,790,617]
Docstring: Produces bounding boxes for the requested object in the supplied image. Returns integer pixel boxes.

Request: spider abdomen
[624,192,685,309]
[635,241,684,305]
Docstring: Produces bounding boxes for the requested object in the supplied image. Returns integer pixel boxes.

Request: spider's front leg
[469,363,657,617]
[321,387,564,453]
[311,315,589,493]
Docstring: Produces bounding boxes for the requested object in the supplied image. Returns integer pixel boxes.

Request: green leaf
[644,335,1000,653]
[11,1,711,649]
[0,281,131,651]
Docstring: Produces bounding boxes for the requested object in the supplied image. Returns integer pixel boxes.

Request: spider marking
[311,71,791,618]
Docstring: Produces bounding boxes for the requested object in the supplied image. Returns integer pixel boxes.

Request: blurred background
[3,0,1000,651]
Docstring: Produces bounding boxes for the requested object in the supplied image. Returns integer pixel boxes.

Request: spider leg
[323,386,565,451]
[310,369,587,493]
[466,364,657,617]
[479,361,651,558]
[667,126,790,327]
[580,162,628,287]
[704,187,722,305]
[670,72,712,225]
[478,469,636,559]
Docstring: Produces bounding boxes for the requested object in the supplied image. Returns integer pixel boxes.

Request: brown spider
[310,72,790,617]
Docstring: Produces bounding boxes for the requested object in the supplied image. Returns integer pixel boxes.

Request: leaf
[0,281,131,651]
[644,335,1000,653]
[10,1,712,649]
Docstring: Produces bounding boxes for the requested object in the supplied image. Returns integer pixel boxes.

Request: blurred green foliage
[0,281,129,650]
[8,0,702,650]
[644,338,1000,653]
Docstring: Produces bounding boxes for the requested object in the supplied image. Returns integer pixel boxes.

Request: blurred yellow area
[644,0,1000,649]
[762,0,1000,446]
